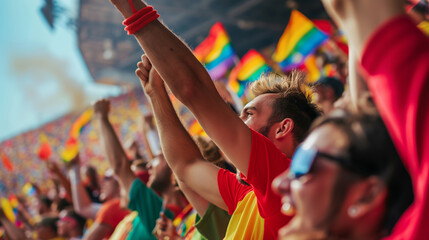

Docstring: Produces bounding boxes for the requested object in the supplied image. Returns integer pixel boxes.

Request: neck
[333,215,384,240]
[275,137,297,159]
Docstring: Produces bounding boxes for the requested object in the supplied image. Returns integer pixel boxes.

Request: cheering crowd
[1,0,428,239]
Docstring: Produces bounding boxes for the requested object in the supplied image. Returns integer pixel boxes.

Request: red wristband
[122,6,153,26]
[125,10,159,35]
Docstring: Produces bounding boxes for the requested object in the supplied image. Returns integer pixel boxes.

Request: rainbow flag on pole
[272,10,328,72]
[228,49,272,98]
[194,22,237,80]
[61,108,93,162]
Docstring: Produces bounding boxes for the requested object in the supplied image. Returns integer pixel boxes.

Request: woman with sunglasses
[272,108,413,240]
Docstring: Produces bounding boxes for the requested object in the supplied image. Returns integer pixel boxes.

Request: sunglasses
[288,145,359,179]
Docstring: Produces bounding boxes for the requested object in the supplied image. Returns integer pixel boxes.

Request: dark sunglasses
[288,145,361,179]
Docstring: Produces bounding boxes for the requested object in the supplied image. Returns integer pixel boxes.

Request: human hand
[136,55,166,98]
[66,153,81,170]
[153,212,179,240]
[46,161,62,176]
[94,99,111,118]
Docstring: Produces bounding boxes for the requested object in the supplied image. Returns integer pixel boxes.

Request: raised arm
[0,208,27,240]
[94,99,136,194]
[321,0,405,57]
[67,155,101,219]
[136,55,227,210]
[46,161,73,202]
[110,0,252,175]
[321,0,406,106]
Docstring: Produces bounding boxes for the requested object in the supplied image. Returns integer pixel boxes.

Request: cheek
[245,119,262,132]
[292,177,333,223]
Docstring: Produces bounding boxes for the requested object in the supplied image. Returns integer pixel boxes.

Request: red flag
[38,142,52,161]
[2,154,14,171]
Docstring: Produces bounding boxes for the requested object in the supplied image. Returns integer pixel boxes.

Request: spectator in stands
[134,51,319,239]
[272,108,413,239]
[81,165,102,203]
[35,216,61,240]
[36,195,54,217]
[57,208,86,240]
[312,76,344,114]
[321,0,429,239]
[94,99,190,240]
[67,155,129,239]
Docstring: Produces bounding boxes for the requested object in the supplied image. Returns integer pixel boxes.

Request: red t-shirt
[218,129,292,239]
[95,198,130,238]
[361,15,429,240]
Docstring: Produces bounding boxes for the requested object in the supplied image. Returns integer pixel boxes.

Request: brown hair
[194,136,229,169]
[250,71,321,143]
[311,107,413,234]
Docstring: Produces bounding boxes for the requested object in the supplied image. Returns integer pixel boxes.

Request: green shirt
[193,203,231,240]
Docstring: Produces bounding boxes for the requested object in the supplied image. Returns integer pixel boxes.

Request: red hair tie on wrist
[123,6,153,26]
[122,3,159,35]
[125,10,159,35]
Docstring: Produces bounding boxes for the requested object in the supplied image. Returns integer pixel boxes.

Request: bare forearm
[97,115,129,174]
[68,166,100,219]
[111,0,213,103]
[325,0,405,57]
[177,180,210,216]
[148,89,227,209]
[55,169,73,202]
[0,217,27,240]
[347,51,368,109]
[148,89,203,177]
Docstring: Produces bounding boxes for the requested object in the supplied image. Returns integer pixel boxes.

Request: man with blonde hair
[135,54,320,238]
[109,0,319,238]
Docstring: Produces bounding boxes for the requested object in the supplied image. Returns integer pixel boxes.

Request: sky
[0,1,121,142]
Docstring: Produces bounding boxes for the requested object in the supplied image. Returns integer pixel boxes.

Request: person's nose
[272,170,292,196]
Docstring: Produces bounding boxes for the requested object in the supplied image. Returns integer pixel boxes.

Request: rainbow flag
[61,108,93,162]
[228,49,272,97]
[69,108,93,139]
[194,22,237,80]
[272,10,328,72]
[303,54,321,83]
[22,183,36,196]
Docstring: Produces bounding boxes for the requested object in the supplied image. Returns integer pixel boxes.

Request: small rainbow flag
[61,108,93,162]
[194,22,237,80]
[69,108,94,139]
[228,49,272,97]
[303,54,321,83]
[22,183,36,196]
[272,10,328,72]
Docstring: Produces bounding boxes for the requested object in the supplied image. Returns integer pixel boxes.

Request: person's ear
[347,177,387,219]
[275,118,294,140]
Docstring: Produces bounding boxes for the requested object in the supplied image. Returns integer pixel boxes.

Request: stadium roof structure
[77,0,327,84]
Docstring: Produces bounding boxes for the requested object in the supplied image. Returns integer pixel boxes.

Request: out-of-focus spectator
[312,76,344,114]
[35,216,61,240]
[57,208,86,240]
